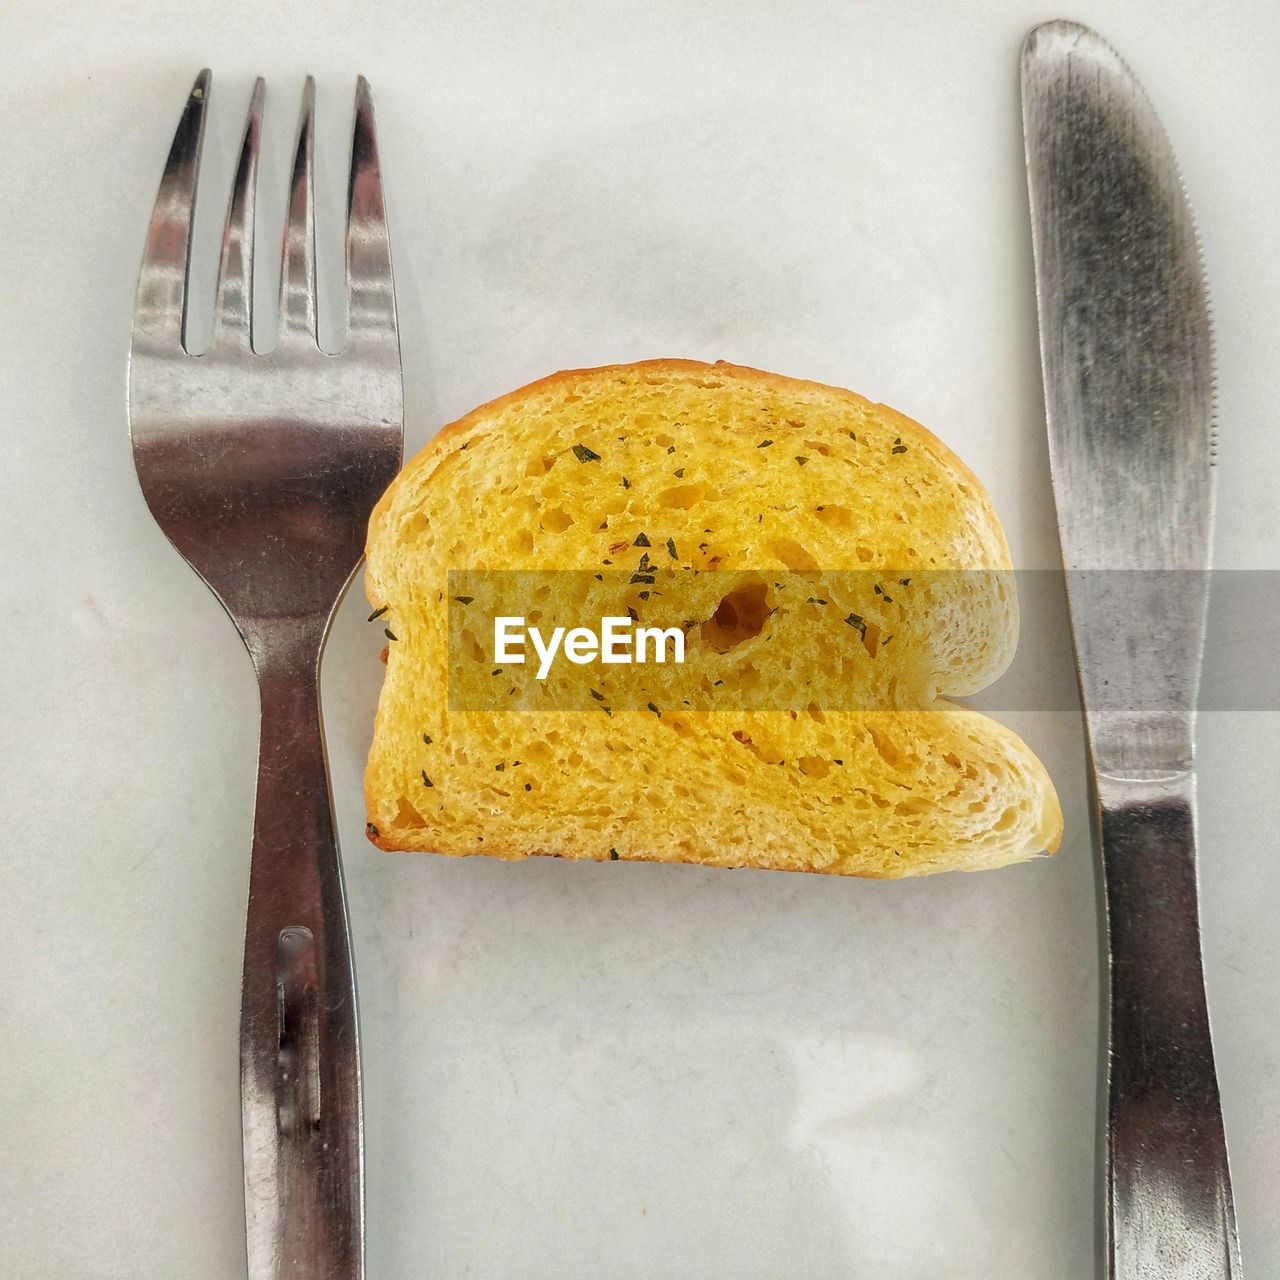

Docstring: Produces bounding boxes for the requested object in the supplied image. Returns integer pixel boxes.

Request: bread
[363,360,1062,877]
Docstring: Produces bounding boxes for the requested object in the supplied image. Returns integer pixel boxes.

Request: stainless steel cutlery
[129,72,403,1280]
[1023,20,1240,1279]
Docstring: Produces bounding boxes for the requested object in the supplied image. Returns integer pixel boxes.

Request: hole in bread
[393,797,428,828]
[655,432,676,448]
[525,454,556,477]
[855,545,873,562]
[767,538,819,571]
[540,507,574,533]
[803,440,832,457]
[815,504,854,530]
[865,722,901,767]
[798,755,830,779]
[861,621,881,659]
[807,702,826,723]
[514,529,534,554]
[430,451,463,483]
[659,482,712,509]
[994,806,1019,831]
[731,728,785,765]
[702,582,770,652]
[894,795,930,816]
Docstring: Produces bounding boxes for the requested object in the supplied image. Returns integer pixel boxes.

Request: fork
[128,72,403,1279]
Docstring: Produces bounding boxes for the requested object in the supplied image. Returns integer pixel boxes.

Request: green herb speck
[367,605,389,622]
[572,443,601,463]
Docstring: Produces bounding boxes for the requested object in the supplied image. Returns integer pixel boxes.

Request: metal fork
[128,72,403,1279]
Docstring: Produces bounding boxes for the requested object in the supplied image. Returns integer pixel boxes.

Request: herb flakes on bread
[363,359,1062,877]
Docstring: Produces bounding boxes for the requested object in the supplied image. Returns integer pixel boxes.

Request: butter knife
[1022,20,1241,1279]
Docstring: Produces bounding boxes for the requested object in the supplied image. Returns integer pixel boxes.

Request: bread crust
[368,359,1012,573]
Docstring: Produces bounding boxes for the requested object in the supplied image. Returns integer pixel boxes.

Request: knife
[1021,20,1241,1279]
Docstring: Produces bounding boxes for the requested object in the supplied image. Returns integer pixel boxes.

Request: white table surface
[2,1,1278,1276]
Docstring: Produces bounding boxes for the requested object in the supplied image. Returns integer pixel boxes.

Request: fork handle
[1096,772,1240,1279]
[241,638,363,1280]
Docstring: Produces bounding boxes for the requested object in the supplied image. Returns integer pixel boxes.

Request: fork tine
[212,78,263,350]
[345,76,398,349]
[133,70,210,352]
[278,77,318,347]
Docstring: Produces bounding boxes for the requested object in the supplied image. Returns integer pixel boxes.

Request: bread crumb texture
[364,360,1063,877]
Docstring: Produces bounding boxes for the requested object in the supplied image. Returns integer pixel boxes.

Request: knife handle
[1096,772,1241,1279]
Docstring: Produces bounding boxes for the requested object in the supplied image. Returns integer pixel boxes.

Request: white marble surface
[2,2,1278,1276]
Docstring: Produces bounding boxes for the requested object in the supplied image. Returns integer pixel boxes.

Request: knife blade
[1022,20,1241,1279]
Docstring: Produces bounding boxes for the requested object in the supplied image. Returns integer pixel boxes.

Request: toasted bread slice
[364,360,1062,876]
